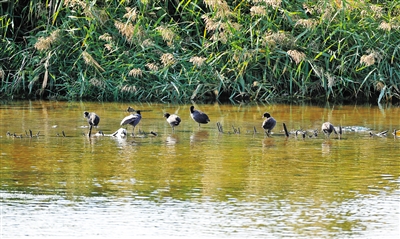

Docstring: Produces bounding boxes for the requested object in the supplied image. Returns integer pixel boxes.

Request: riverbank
[1,0,399,103]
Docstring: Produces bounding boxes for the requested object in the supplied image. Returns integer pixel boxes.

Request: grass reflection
[1,101,398,203]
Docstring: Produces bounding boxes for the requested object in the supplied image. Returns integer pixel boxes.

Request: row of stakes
[4,124,397,140]
[7,105,396,139]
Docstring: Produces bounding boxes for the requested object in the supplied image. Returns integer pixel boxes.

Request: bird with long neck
[84,111,100,137]
[121,110,142,136]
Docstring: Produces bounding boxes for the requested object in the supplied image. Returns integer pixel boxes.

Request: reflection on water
[190,130,209,143]
[1,101,399,238]
[2,190,398,238]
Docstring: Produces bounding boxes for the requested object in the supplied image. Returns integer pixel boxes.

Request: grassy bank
[1,0,399,103]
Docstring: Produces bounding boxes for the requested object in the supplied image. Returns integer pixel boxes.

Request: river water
[1,101,399,238]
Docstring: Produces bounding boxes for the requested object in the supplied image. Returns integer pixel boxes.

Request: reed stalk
[0,0,399,103]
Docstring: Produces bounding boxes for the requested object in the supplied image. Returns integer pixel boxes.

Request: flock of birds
[83,105,211,137]
[3,105,398,139]
[81,105,399,140]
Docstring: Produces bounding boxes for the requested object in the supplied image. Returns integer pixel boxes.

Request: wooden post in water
[283,123,289,137]
[217,122,223,133]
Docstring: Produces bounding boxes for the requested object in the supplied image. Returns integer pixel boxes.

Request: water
[1,101,399,238]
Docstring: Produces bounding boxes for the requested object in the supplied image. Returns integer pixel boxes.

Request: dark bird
[121,110,142,136]
[164,113,181,131]
[262,112,276,136]
[321,122,337,138]
[190,105,210,127]
[84,111,100,137]
[126,106,135,113]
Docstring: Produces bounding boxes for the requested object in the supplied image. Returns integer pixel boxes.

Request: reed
[1,0,399,103]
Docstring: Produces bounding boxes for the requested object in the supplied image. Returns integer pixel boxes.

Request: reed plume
[114,20,135,42]
[34,29,60,51]
[252,0,282,8]
[287,50,306,65]
[82,51,104,72]
[250,6,266,16]
[129,68,143,78]
[295,19,318,29]
[156,26,175,46]
[190,56,207,68]
[120,84,137,93]
[123,7,137,21]
[90,78,105,88]
[145,63,159,71]
[160,53,176,67]
[99,33,112,42]
[0,68,4,80]
[360,50,383,67]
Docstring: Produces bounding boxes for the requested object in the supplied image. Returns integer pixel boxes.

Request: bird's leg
[88,125,93,137]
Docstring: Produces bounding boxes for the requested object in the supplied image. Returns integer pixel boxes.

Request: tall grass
[1,0,399,103]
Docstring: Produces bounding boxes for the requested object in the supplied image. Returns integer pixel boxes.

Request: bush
[1,0,399,103]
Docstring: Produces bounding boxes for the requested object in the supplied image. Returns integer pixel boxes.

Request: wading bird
[121,110,142,136]
[84,111,100,137]
[190,106,210,127]
[126,106,135,113]
[321,122,337,138]
[164,113,181,131]
[262,112,276,136]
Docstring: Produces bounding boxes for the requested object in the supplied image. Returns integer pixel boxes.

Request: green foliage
[1,0,400,103]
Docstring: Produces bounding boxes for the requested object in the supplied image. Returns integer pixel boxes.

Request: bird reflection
[190,130,209,143]
[166,134,179,146]
[262,137,276,148]
[112,136,129,147]
[321,140,333,156]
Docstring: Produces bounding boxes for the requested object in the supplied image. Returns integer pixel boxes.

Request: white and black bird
[262,112,276,136]
[121,110,142,136]
[84,111,100,137]
[190,105,210,127]
[164,113,181,131]
[321,122,337,138]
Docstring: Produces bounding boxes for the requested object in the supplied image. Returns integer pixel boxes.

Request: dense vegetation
[1,0,399,103]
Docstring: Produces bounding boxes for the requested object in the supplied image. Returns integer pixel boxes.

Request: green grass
[1,0,400,103]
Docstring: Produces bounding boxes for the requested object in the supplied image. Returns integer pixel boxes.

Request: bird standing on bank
[121,110,142,136]
[321,122,337,138]
[164,113,181,131]
[84,111,100,137]
[190,106,210,127]
[262,112,276,137]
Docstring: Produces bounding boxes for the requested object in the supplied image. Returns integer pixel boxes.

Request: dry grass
[82,51,104,72]
[287,50,306,65]
[34,30,60,51]
[190,56,207,68]
[160,53,176,67]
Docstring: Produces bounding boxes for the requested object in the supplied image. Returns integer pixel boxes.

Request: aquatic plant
[1,0,399,103]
